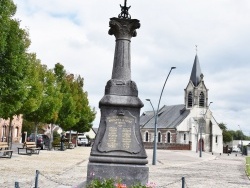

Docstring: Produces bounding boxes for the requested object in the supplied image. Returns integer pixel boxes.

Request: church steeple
[190,55,202,87]
[185,53,208,109]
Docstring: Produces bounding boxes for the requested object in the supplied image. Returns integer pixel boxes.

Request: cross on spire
[195,45,198,55]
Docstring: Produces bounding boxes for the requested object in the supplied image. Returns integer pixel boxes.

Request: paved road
[147,150,250,188]
[0,145,249,188]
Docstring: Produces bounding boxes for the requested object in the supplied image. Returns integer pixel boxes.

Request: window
[15,127,19,137]
[199,92,205,107]
[184,133,186,141]
[215,136,218,143]
[145,132,149,142]
[188,91,193,107]
[167,132,171,143]
[158,132,161,143]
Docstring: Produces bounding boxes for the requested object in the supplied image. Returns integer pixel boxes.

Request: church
[140,54,223,154]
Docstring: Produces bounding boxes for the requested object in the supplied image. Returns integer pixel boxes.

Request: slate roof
[190,55,202,86]
[140,104,190,129]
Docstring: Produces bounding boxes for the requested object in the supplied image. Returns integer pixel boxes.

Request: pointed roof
[190,55,202,86]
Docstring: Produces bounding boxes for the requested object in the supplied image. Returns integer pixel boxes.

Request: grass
[246,157,250,176]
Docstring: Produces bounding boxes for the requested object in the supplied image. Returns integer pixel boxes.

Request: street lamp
[238,125,243,155]
[146,66,176,165]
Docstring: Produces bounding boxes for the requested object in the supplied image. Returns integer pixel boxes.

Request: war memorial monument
[86,1,149,186]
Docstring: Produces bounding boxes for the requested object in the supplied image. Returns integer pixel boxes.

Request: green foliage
[219,122,250,142]
[87,178,116,188]
[22,119,44,135]
[246,157,250,176]
[0,0,31,118]
[0,1,96,141]
[87,178,152,188]
[219,123,232,143]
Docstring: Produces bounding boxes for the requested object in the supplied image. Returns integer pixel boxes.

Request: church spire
[190,54,202,87]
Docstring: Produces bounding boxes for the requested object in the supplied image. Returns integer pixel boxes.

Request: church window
[158,132,161,143]
[215,136,218,143]
[145,132,149,142]
[188,92,193,107]
[199,92,205,107]
[184,133,186,141]
[167,132,171,143]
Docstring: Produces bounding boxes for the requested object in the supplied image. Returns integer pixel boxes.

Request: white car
[77,136,89,146]
[232,147,241,152]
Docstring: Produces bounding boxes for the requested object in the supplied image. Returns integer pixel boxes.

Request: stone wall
[143,142,192,150]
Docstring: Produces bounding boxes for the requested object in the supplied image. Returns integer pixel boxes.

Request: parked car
[77,135,89,146]
[28,134,50,150]
[232,147,241,152]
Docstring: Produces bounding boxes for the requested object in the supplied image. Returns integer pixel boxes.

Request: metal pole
[149,67,176,165]
[182,177,185,188]
[146,99,156,165]
[199,123,202,157]
[34,170,39,188]
[238,125,243,155]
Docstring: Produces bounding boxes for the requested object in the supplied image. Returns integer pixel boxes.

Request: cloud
[13,0,250,134]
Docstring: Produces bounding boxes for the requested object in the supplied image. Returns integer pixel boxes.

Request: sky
[13,0,250,135]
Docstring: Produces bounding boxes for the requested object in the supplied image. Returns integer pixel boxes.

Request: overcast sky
[13,0,250,135]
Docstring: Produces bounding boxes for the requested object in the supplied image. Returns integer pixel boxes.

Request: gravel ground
[0,145,249,188]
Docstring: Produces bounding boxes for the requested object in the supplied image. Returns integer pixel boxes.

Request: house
[140,54,223,153]
[0,115,23,143]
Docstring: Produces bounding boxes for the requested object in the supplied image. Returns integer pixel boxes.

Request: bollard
[236,154,237,157]
[34,170,39,188]
[220,153,221,155]
[182,177,185,188]
[228,153,229,156]
[15,182,20,188]
[212,152,213,155]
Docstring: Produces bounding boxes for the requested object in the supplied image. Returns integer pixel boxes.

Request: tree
[0,0,32,148]
[218,123,232,143]
[71,75,95,133]
[54,64,79,131]
[54,64,96,133]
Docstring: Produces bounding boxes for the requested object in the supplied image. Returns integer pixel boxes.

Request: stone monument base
[87,162,149,186]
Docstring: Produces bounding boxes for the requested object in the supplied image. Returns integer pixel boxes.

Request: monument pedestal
[87,163,149,186]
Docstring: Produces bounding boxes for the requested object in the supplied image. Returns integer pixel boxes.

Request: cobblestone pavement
[147,150,250,188]
[0,144,249,188]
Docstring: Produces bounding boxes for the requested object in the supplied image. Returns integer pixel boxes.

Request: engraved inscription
[98,110,141,153]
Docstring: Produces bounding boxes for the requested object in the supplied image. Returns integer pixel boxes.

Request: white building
[140,54,223,154]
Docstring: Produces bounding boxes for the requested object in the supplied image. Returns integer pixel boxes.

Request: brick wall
[143,142,192,150]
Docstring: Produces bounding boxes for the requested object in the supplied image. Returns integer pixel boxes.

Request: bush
[86,178,156,188]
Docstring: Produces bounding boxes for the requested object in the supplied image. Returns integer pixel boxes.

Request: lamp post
[238,125,243,155]
[146,66,176,165]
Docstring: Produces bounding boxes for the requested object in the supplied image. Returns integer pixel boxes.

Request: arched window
[215,136,218,143]
[188,92,193,108]
[158,132,161,143]
[199,92,205,107]
[15,127,19,137]
[167,132,171,143]
[145,132,149,142]
[184,133,186,141]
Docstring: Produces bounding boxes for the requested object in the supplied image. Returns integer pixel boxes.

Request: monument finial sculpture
[118,0,131,19]
[87,1,148,187]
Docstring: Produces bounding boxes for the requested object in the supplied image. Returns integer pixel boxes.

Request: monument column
[86,1,148,186]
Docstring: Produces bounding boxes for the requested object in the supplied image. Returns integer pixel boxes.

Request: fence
[14,170,189,188]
